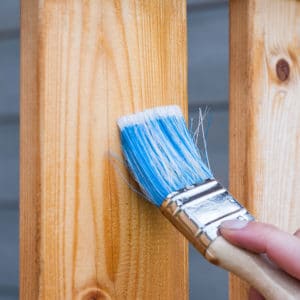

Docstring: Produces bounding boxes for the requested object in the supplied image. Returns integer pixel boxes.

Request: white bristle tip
[117,105,183,129]
[117,112,145,129]
[145,105,182,118]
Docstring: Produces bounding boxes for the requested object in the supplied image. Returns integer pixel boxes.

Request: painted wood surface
[20,1,188,299]
[229,0,300,298]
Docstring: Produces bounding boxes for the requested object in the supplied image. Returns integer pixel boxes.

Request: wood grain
[20,1,188,299]
[229,0,300,299]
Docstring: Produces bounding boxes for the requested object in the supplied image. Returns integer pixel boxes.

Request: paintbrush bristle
[118,105,213,207]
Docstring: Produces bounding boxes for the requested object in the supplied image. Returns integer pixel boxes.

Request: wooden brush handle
[205,236,300,300]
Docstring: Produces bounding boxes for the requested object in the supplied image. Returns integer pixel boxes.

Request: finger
[249,287,265,300]
[220,220,300,280]
[294,229,300,239]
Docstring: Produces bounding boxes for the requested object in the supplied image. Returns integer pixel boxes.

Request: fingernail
[220,219,249,230]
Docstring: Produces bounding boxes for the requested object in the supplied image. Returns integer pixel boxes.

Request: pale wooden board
[20,1,188,299]
[230,0,300,298]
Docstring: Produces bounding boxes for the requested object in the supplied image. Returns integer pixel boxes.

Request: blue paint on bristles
[117,105,213,207]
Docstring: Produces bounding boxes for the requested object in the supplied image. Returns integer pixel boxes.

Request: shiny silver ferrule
[160,179,254,255]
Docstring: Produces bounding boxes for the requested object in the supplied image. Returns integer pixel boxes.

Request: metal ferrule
[160,179,254,255]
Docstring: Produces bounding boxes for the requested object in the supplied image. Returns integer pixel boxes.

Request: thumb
[219,220,300,280]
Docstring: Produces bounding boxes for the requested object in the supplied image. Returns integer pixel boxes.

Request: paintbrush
[117,105,300,300]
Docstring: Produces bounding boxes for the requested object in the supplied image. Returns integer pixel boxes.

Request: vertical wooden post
[20,1,188,299]
[230,0,300,298]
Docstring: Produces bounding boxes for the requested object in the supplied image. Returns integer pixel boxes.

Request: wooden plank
[20,0,40,298]
[229,0,300,299]
[20,1,188,299]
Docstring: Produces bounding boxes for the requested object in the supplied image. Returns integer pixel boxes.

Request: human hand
[220,220,300,300]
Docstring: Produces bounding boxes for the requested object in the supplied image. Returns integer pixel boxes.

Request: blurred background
[0,0,228,299]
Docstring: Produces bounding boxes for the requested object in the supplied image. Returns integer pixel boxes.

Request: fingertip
[219,221,277,254]
[219,219,252,246]
[220,219,250,230]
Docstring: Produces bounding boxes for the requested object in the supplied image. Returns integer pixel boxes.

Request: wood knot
[77,287,111,300]
[276,59,290,81]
